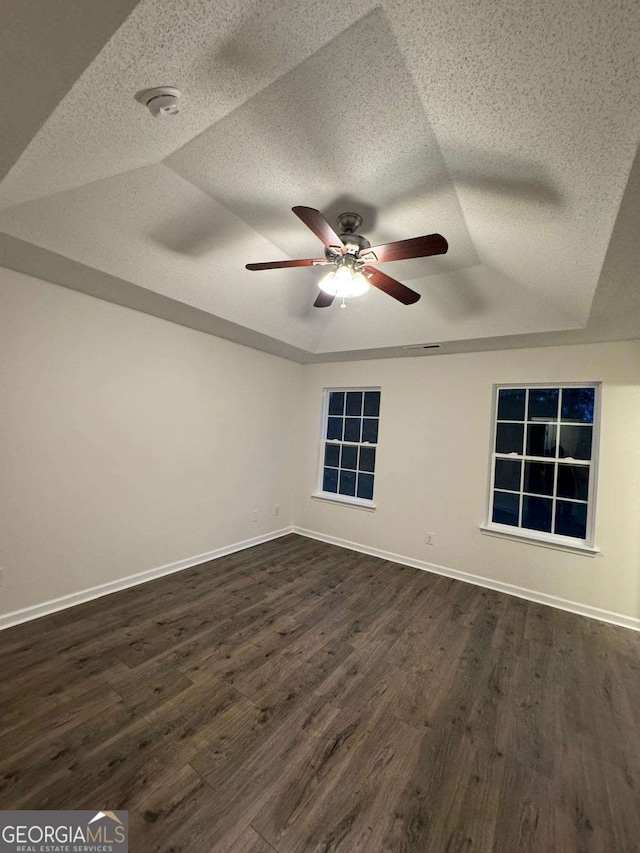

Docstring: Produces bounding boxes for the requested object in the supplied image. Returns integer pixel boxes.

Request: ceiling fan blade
[361,233,448,263]
[364,266,421,305]
[246,258,325,271]
[314,291,335,308]
[292,206,345,250]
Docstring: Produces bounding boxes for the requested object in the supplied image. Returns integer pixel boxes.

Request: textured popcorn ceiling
[0,0,639,358]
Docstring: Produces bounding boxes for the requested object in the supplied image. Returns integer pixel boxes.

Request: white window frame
[312,386,380,511]
[480,382,601,555]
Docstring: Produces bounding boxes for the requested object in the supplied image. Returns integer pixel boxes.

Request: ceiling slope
[0,0,639,360]
[0,0,140,184]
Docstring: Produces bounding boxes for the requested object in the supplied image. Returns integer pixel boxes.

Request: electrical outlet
[275,505,280,517]
[251,510,259,522]
[425,533,434,545]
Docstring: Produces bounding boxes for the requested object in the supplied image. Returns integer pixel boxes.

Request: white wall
[3,267,640,628]
[0,268,302,616]
[295,342,640,623]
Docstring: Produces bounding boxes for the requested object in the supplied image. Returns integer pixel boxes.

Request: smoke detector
[136,86,181,118]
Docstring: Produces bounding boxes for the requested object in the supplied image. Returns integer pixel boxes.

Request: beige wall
[0,268,302,615]
[295,342,640,622]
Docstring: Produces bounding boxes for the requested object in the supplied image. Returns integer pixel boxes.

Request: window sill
[311,492,377,512]
[479,524,600,556]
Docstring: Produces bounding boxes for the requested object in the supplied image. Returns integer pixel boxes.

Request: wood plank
[228,826,276,853]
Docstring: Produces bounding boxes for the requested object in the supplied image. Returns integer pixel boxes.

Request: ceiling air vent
[402,344,441,354]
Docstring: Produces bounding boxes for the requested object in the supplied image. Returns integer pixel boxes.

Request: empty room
[1,0,640,850]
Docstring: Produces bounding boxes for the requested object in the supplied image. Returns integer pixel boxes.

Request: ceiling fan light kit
[319,261,370,299]
[246,206,448,308]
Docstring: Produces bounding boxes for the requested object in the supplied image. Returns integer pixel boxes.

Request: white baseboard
[4,525,638,634]
[0,527,294,631]
[292,527,640,633]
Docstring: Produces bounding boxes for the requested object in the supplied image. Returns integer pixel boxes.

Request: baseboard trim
[4,525,638,634]
[0,527,294,631]
[292,527,640,633]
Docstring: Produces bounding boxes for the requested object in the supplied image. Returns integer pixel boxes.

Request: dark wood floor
[1,535,639,851]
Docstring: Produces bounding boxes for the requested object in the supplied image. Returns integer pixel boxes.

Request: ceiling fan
[246,206,448,308]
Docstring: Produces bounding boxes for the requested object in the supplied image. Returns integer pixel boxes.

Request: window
[316,388,380,506]
[486,384,600,550]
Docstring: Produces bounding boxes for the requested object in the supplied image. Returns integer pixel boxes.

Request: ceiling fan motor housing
[325,212,371,260]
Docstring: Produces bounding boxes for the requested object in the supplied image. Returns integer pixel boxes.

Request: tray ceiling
[0,0,639,361]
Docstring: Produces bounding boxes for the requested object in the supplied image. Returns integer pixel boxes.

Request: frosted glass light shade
[318,268,370,298]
